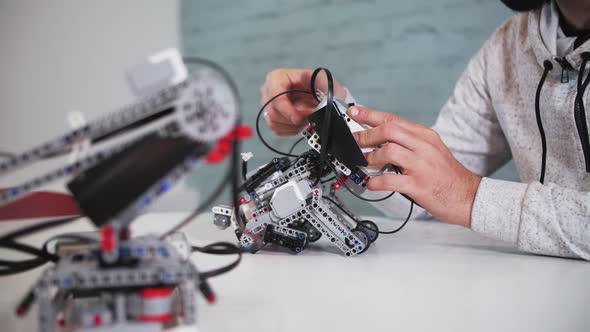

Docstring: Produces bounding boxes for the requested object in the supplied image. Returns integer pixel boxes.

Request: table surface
[1,212,589,332]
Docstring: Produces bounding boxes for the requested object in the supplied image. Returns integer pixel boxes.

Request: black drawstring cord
[555,57,572,83]
[535,60,553,184]
[574,52,590,172]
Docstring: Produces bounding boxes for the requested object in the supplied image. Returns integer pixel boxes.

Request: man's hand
[260,68,347,136]
[348,106,482,228]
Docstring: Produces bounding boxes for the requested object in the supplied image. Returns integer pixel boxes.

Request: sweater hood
[528,1,590,72]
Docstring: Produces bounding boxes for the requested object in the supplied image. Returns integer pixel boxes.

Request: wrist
[462,173,482,228]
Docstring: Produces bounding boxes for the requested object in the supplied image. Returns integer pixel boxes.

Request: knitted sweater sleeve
[434,33,590,260]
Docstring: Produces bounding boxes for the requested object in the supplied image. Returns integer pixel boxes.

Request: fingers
[348,105,432,139]
[365,143,414,168]
[264,111,304,136]
[262,69,311,125]
[263,97,297,125]
[261,68,348,127]
[265,120,303,136]
[348,106,398,127]
[354,123,420,151]
[366,173,414,194]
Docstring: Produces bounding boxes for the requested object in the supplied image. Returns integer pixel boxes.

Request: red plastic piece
[16,307,25,317]
[140,313,173,323]
[206,125,253,164]
[100,225,115,252]
[206,293,216,304]
[332,180,343,190]
[94,314,102,326]
[0,190,80,221]
[140,287,174,299]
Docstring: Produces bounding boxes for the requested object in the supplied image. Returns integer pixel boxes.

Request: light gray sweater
[355,2,590,260]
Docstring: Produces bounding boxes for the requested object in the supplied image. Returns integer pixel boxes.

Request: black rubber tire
[357,220,379,243]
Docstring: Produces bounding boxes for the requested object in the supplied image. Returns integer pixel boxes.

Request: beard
[500,0,549,12]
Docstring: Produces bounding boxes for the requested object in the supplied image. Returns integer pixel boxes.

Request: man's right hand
[260,68,347,136]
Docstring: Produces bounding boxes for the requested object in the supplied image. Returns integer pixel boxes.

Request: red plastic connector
[100,225,116,252]
[206,125,253,164]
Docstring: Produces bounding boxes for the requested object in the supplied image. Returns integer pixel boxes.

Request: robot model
[213,68,400,257]
[0,50,241,331]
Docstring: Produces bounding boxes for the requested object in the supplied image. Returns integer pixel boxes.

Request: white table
[1,212,589,332]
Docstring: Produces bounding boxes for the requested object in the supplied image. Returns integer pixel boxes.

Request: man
[259,0,590,260]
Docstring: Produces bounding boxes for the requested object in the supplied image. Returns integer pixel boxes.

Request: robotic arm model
[0,49,241,332]
[213,68,406,257]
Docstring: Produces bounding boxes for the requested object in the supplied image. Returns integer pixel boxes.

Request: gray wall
[181,0,516,215]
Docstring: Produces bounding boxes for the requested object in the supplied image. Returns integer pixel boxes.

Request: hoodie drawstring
[574,52,590,172]
[535,53,590,184]
[534,60,553,184]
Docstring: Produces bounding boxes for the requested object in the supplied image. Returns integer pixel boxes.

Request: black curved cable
[182,56,243,233]
[288,137,306,155]
[0,216,79,245]
[326,163,395,202]
[323,195,414,235]
[192,242,243,279]
[0,226,87,277]
[256,89,314,158]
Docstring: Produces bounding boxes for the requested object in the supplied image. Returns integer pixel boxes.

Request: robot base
[21,234,208,332]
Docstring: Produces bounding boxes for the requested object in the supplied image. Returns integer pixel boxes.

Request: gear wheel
[175,70,238,143]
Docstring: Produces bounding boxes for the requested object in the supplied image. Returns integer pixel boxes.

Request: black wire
[321,176,336,184]
[160,56,243,237]
[288,137,306,155]
[0,241,57,276]
[241,160,248,181]
[256,89,314,158]
[371,201,413,234]
[41,234,96,259]
[0,222,91,277]
[0,257,43,268]
[257,73,412,207]
[0,241,57,262]
[230,134,241,219]
[192,242,243,279]
[184,56,243,217]
[0,216,79,244]
[323,195,414,235]
[0,257,47,276]
[326,163,395,202]
[0,57,241,275]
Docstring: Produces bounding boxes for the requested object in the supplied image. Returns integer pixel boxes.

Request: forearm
[472,178,590,260]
